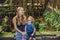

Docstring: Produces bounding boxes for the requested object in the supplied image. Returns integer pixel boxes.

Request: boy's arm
[32,27,36,36]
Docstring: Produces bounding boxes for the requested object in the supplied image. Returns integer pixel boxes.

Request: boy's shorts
[27,32,36,38]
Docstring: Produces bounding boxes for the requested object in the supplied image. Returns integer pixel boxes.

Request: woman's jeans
[15,31,28,40]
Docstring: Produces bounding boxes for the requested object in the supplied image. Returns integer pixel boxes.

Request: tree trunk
[23,0,27,11]
[46,22,55,31]
[9,0,13,6]
[29,0,34,16]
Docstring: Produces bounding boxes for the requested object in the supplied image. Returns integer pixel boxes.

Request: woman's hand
[22,32,26,35]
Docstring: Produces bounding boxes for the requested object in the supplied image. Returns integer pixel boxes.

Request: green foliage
[35,8,60,32]
[39,22,47,32]
[0,32,15,37]
[0,7,16,32]
[34,21,47,32]
[0,25,3,32]
[43,8,60,31]
[1,16,9,31]
[34,21,40,31]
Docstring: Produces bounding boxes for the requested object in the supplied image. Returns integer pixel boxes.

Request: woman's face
[18,8,24,16]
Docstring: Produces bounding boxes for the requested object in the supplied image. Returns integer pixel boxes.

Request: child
[26,16,36,40]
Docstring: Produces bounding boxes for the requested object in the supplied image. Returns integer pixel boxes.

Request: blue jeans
[15,32,28,40]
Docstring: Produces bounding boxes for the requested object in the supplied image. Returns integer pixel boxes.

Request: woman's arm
[25,26,27,33]
[12,17,22,33]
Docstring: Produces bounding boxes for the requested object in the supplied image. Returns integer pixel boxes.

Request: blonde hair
[17,7,23,12]
[28,16,35,23]
[16,7,26,25]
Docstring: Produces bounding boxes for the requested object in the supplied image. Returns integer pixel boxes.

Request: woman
[12,7,27,40]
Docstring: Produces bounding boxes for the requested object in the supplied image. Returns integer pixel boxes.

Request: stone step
[0,36,60,40]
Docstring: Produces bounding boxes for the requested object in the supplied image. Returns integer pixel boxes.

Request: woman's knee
[16,38,22,40]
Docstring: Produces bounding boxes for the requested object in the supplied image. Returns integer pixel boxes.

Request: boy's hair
[28,16,35,23]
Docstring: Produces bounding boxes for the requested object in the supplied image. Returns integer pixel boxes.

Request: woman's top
[16,18,25,32]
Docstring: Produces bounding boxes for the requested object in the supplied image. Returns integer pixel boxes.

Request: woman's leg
[22,35,26,40]
[15,32,22,40]
[22,34,28,40]
[16,37,22,40]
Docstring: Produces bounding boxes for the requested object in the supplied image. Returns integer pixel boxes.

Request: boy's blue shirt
[26,22,35,33]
